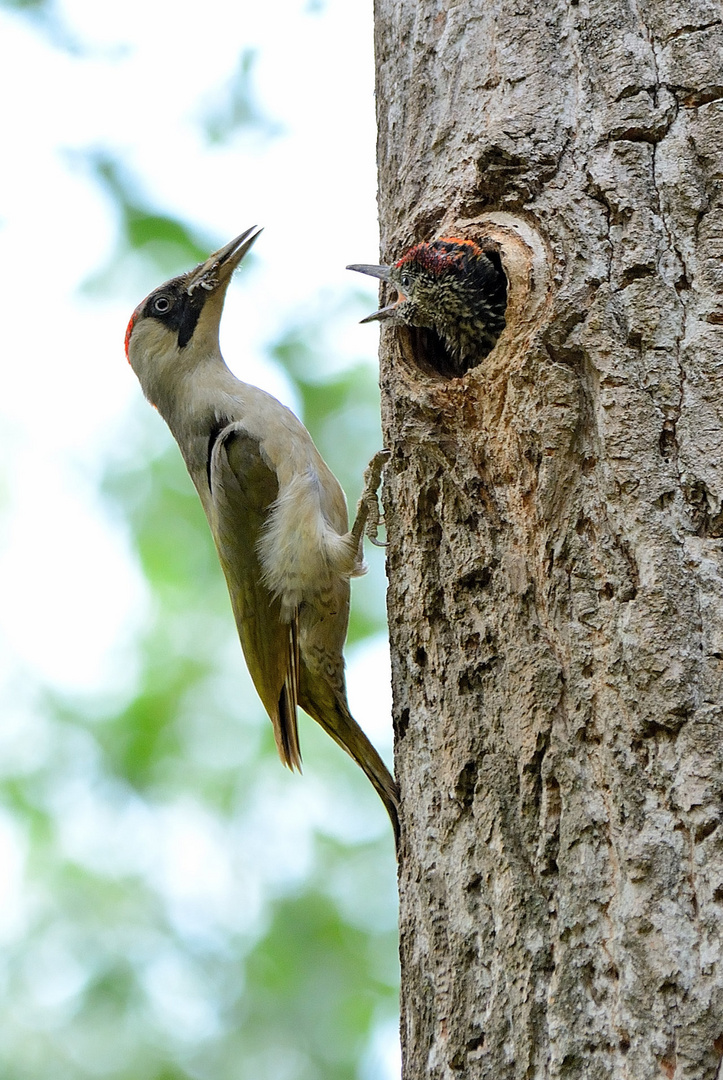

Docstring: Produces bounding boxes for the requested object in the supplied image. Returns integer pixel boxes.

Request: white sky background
[0,1,398,1075]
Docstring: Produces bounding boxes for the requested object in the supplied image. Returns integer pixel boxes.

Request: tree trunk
[373,1,723,1077]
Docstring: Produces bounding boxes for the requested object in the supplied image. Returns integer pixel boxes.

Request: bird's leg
[350,449,391,550]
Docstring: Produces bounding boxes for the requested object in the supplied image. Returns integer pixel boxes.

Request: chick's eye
[400,273,411,290]
[154,295,172,313]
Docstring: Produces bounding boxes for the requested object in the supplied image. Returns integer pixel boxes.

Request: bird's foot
[351,449,391,550]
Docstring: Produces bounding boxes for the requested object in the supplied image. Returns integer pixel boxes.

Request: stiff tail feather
[299,670,400,849]
[274,617,302,772]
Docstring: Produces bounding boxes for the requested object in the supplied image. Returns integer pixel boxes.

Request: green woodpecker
[125,227,399,843]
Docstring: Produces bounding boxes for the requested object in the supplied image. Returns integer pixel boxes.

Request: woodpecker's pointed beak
[187,226,263,294]
[359,304,399,324]
[346,263,399,323]
[347,263,391,282]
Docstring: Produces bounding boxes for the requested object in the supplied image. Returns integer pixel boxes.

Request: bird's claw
[351,449,391,551]
[363,500,386,546]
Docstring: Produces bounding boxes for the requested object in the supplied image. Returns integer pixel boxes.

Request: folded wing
[209,422,302,771]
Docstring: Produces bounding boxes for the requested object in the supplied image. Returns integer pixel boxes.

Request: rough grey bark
[372,1,723,1077]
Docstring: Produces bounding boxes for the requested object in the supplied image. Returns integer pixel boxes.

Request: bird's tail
[299,670,400,849]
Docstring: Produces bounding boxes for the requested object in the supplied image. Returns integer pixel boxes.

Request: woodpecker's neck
[129,316,221,409]
[154,350,231,423]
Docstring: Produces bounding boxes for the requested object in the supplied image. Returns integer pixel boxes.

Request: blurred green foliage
[77,152,221,293]
[0,4,399,1074]
[0,275,398,1080]
[200,49,282,144]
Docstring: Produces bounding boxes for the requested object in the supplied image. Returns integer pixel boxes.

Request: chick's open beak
[347,263,391,282]
[347,262,400,323]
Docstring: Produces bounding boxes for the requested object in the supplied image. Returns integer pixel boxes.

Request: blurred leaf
[200,49,282,144]
[71,151,222,293]
[239,889,397,1080]
[0,0,100,54]
[2,0,48,9]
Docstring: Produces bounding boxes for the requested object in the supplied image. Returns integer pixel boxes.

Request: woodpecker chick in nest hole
[348,237,507,375]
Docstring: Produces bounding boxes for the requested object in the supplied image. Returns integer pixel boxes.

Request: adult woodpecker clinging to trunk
[125,226,399,845]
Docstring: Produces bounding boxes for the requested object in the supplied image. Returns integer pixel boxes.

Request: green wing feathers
[209,423,302,771]
[209,422,399,844]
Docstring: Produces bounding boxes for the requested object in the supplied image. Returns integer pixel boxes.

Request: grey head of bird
[124,226,262,407]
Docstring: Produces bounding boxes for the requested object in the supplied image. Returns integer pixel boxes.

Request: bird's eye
[400,273,411,290]
[154,295,172,313]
